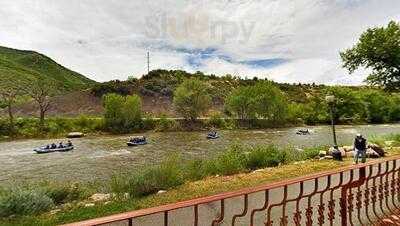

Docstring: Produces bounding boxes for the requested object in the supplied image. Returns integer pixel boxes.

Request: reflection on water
[1,124,400,185]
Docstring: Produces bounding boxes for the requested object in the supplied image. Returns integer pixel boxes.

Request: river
[1,124,400,186]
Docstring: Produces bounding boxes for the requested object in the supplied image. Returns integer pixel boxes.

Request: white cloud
[0,0,398,83]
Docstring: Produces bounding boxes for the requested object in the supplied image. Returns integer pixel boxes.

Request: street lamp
[325,95,338,147]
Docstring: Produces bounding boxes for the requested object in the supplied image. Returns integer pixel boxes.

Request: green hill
[0,46,96,90]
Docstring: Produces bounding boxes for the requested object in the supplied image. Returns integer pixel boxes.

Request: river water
[1,124,400,186]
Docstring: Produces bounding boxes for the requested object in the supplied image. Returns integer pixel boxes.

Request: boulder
[319,151,327,157]
[368,144,385,157]
[90,193,111,202]
[157,190,167,194]
[325,155,333,160]
[341,149,346,157]
[345,151,355,158]
[366,148,380,158]
[328,147,345,157]
[342,146,354,152]
[67,132,85,138]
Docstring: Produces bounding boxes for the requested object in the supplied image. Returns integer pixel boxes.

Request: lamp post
[325,95,338,147]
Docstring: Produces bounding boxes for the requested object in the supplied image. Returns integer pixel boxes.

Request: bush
[184,159,209,181]
[0,118,11,136]
[301,147,321,160]
[41,183,82,205]
[142,116,156,130]
[103,94,143,133]
[0,188,54,217]
[206,112,225,128]
[155,115,177,132]
[211,145,247,175]
[112,156,184,197]
[246,146,285,170]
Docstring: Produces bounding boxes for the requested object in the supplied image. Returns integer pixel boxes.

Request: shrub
[0,188,54,217]
[155,115,177,132]
[301,147,321,160]
[184,159,209,181]
[142,116,156,130]
[112,156,184,197]
[206,112,225,128]
[246,145,285,170]
[0,118,11,136]
[41,183,82,205]
[211,145,247,175]
[103,94,143,133]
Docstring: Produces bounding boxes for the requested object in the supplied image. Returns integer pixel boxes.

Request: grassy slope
[0,46,96,91]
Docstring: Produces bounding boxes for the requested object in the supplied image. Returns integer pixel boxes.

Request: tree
[361,90,391,123]
[340,21,400,90]
[173,79,211,120]
[103,93,142,133]
[225,86,255,120]
[225,81,288,122]
[22,79,56,130]
[103,93,125,132]
[252,82,288,122]
[123,95,142,129]
[325,87,366,122]
[0,78,22,134]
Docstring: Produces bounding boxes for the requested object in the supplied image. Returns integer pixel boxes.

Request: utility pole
[147,51,150,75]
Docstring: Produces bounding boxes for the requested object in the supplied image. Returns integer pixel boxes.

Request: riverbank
[2,115,396,142]
[0,116,303,141]
[1,134,400,226]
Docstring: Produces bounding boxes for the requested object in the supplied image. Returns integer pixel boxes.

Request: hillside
[0,46,96,91]
[4,69,355,117]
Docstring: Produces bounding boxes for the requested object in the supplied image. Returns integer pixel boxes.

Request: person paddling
[354,134,367,164]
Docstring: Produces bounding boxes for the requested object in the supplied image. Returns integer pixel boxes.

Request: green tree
[253,82,288,122]
[389,94,400,121]
[340,21,400,90]
[325,87,366,122]
[173,79,211,120]
[226,81,288,122]
[361,90,391,123]
[103,93,142,133]
[225,86,256,120]
[103,93,125,132]
[123,95,142,129]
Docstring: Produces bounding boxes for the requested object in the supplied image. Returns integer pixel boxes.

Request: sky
[0,0,399,84]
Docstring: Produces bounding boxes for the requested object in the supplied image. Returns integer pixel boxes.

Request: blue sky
[0,0,399,84]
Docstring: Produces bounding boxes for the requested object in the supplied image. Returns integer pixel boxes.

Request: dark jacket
[354,137,367,150]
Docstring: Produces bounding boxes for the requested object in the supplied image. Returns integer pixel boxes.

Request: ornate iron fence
[64,156,400,226]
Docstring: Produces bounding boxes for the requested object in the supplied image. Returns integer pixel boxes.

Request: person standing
[354,134,367,164]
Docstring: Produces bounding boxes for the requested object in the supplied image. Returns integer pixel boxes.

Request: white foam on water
[90,149,131,158]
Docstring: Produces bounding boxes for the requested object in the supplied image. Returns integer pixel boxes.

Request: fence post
[340,166,366,226]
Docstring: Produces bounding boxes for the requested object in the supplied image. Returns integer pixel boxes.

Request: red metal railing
[64,156,400,226]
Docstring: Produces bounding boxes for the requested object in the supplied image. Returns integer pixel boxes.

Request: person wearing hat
[354,134,367,164]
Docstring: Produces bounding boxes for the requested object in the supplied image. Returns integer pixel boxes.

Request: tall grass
[111,144,323,198]
[0,188,54,217]
[246,145,285,170]
[0,183,86,218]
[111,156,184,198]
